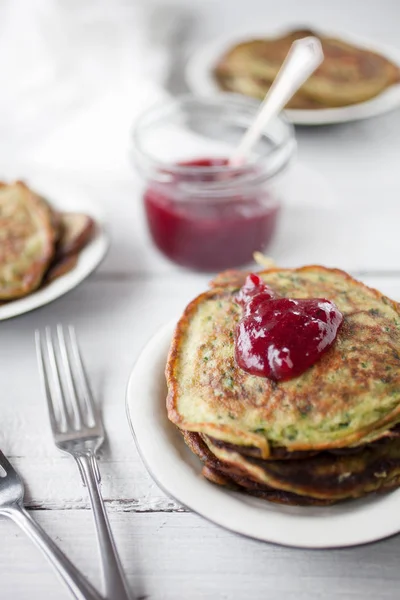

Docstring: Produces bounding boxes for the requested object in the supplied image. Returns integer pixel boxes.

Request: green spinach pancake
[166,266,400,505]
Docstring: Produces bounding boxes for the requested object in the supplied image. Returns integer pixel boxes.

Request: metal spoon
[229,36,324,166]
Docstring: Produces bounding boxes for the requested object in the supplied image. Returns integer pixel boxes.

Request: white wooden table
[1,1,400,598]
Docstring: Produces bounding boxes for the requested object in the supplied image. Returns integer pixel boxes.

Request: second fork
[36,325,131,600]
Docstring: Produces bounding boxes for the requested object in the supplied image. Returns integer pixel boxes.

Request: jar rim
[131,93,296,180]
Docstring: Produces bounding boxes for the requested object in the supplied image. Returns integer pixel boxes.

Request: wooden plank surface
[1,510,400,600]
[1,0,400,598]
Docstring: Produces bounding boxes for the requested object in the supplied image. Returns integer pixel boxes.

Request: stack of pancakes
[0,181,95,302]
[214,29,400,109]
[166,266,400,505]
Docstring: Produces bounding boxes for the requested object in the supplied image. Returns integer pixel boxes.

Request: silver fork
[35,325,131,600]
[0,450,102,600]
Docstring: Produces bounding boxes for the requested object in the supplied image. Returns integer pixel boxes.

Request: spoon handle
[230,36,324,165]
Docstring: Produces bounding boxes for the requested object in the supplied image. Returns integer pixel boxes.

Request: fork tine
[68,326,98,429]
[0,452,12,486]
[0,451,20,482]
[35,330,60,435]
[44,327,71,432]
[57,325,83,429]
[0,450,10,473]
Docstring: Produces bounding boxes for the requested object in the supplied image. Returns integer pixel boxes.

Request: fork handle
[75,453,131,600]
[2,505,103,600]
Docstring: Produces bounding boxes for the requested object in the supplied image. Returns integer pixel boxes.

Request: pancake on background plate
[214,29,400,108]
[44,212,95,283]
[0,181,95,302]
[166,266,400,505]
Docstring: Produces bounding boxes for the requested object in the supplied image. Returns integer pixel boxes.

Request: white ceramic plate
[185,28,400,125]
[0,183,109,320]
[126,320,400,549]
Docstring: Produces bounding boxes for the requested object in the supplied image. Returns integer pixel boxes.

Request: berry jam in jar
[133,95,296,272]
[143,157,280,271]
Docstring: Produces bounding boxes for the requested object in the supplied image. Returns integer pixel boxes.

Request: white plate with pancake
[185,28,400,126]
[126,320,400,549]
[0,182,109,320]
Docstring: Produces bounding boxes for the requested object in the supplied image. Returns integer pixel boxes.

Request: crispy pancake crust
[203,434,400,501]
[0,182,55,300]
[206,424,400,460]
[166,266,400,457]
[56,213,95,259]
[44,254,80,284]
[42,212,95,284]
[203,466,337,506]
[214,29,400,107]
[184,431,333,505]
[183,430,400,504]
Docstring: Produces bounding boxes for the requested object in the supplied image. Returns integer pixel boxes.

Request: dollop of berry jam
[235,274,343,381]
[236,272,276,306]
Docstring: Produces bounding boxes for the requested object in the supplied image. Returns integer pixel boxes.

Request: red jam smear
[144,158,279,272]
[235,274,343,381]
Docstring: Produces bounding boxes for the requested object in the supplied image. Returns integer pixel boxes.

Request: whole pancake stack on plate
[214,29,400,109]
[166,266,400,505]
[0,181,95,302]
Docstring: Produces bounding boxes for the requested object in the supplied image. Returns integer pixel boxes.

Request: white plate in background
[126,320,400,549]
[0,181,109,320]
[185,28,400,125]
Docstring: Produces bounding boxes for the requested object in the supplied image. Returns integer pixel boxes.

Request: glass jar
[132,94,296,272]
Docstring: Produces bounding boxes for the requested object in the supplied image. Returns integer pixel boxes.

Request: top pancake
[214,29,400,107]
[0,182,55,300]
[166,266,400,458]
